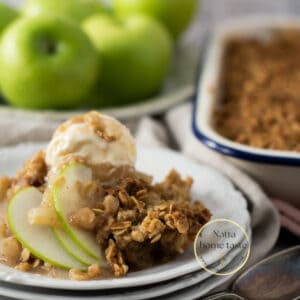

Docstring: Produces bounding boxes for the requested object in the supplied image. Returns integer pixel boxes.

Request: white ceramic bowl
[193,16,300,208]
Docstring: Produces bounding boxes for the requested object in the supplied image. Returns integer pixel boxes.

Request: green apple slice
[53,228,98,266]
[7,187,87,270]
[52,163,104,263]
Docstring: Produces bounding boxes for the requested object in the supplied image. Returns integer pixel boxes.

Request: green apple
[52,163,103,261]
[0,15,99,109]
[114,0,198,39]
[22,0,106,23]
[82,14,172,106]
[0,3,19,37]
[53,228,99,266]
[7,187,87,270]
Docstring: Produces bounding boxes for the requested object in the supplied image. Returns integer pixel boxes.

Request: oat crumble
[215,30,300,151]
[0,152,211,280]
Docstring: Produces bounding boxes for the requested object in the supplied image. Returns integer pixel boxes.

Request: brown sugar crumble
[0,152,211,280]
[214,30,300,151]
[94,169,211,277]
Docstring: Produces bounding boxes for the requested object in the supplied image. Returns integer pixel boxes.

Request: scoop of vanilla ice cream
[45,112,136,169]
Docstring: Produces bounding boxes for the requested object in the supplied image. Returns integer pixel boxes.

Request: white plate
[0,246,249,300]
[0,237,248,300]
[0,144,250,290]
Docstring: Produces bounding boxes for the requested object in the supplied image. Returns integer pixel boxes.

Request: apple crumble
[0,112,211,280]
[215,30,300,151]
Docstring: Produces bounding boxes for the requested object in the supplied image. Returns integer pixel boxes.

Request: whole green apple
[114,0,198,39]
[0,3,19,36]
[22,0,106,23]
[82,15,172,107]
[0,15,99,109]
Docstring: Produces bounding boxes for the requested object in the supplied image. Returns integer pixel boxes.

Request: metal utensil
[202,245,300,300]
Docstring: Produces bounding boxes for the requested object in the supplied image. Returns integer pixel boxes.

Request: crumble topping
[56,111,118,142]
[215,30,300,152]
[0,153,211,279]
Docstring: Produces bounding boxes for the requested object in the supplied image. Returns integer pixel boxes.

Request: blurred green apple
[0,15,99,109]
[22,0,106,23]
[82,14,172,107]
[0,3,19,36]
[114,0,198,39]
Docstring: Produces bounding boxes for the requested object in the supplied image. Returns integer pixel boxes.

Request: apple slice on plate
[53,228,98,266]
[52,163,104,263]
[7,187,87,270]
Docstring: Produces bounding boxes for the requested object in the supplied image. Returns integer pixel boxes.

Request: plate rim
[0,247,250,300]
[0,86,194,122]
